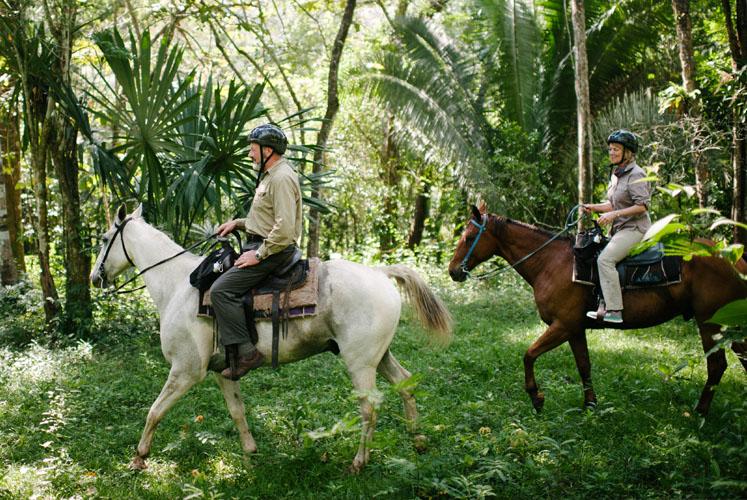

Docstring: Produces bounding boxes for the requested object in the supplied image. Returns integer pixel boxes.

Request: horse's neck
[123,220,199,311]
[491,217,567,285]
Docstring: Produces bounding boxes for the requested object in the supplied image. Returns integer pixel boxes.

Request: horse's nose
[449,267,466,282]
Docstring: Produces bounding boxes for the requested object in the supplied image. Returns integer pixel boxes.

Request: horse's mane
[495,215,574,244]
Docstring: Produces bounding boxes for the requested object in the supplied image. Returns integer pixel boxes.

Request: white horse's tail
[380,265,453,345]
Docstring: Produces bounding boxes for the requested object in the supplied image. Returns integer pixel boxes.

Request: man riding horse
[210,123,303,380]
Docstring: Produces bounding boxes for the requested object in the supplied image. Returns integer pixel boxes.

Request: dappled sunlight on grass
[0,342,93,393]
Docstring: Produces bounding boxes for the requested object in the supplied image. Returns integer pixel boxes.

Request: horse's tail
[380,265,453,345]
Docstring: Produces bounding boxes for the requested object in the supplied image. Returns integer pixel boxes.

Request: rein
[98,218,218,296]
[462,206,581,281]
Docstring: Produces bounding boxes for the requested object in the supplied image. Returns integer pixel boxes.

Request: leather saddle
[573,240,682,289]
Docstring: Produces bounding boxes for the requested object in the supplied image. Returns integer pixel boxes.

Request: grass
[0,269,746,499]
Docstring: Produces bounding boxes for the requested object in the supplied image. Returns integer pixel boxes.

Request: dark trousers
[210,244,297,346]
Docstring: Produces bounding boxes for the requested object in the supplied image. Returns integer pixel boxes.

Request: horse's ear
[470,205,481,221]
[116,204,127,223]
[478,200,487,214]
[132,203,144,219]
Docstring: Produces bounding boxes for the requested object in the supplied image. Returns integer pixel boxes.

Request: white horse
[90,205,452,472]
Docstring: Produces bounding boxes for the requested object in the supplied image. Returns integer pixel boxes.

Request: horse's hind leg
[568,330,597,409]
[524,322,572,412]
[696,323,728,415]
[349,366,378,474]
[377,350,417,432]
[132,368,201,469]
[213,375,257,454]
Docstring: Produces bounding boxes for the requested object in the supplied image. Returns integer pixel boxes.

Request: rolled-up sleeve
[628,171,651,207]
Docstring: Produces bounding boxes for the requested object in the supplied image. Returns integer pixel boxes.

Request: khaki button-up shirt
[606,161,652,234]
[244,158,303,259]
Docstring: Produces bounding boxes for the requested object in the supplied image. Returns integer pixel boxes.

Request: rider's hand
[597,211,617,226]
[217,220,238,237]
[235,250,260,268]
[581,204,593,214]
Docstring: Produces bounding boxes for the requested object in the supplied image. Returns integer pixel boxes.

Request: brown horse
[448,204,747,415]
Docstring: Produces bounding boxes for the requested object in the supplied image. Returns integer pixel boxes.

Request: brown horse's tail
[380,265,453,345]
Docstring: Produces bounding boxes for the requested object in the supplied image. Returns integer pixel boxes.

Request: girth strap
[272,291,280,369]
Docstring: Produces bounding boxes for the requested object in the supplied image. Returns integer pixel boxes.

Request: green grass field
[1,270,745,498]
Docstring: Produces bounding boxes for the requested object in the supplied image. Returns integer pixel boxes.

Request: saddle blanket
[572,255,682,289]
[201,257,321,320]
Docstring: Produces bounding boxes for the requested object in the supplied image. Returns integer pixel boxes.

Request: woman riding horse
[582,129,651,324]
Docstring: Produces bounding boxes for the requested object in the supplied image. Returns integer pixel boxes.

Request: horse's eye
[102,237,109,245]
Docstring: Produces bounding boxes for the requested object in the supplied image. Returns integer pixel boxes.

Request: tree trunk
[51,115,91,333]
[29,103,60,323]
[0,161,15,285]
[571,0,593,222]
[722,0,747,242]
[46,0,91,334]
[1,104,25,280]
[672,0,708,208]
[407,180,430,249]
[307,0,357,257]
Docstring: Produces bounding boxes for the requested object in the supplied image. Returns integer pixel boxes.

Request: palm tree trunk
[672,0,708,208]
[307,0,357,257]
[722,0,747,242]
[571,0,593,219]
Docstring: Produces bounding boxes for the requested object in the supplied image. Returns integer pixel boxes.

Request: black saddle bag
[574,221,608,262]
[189,232,243,290]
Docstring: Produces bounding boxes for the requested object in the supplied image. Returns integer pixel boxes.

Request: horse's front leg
[131,367,202,470]
[213,374,257,454]
[695,322,728,416]
[523,321,571,412]
[568,330,597,409]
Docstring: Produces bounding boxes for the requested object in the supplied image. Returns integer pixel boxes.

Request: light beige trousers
[597,227,644,311]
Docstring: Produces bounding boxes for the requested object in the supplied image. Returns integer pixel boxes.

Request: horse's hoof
[129,456,147,471]
[531,391,545,412]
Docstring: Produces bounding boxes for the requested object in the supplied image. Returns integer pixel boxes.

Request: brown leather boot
[221,348,265,381]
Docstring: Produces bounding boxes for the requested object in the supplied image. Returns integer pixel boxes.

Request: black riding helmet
[607,129,638,154]
[248,123,288,155]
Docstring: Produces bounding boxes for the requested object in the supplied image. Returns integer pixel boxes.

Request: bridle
[459,206,581,281]
[96,217,218,295]
[459,215,488,275]
[96,217,136,287]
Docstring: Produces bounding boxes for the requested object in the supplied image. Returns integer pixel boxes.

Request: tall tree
[672,0,708,208]
[722,0,747,242]
[44,0,92,333]
[571,0,593,214]
[0,154,16,285]
[307,0,357,257]
[0,93,25,280]
[0,2,60,323]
